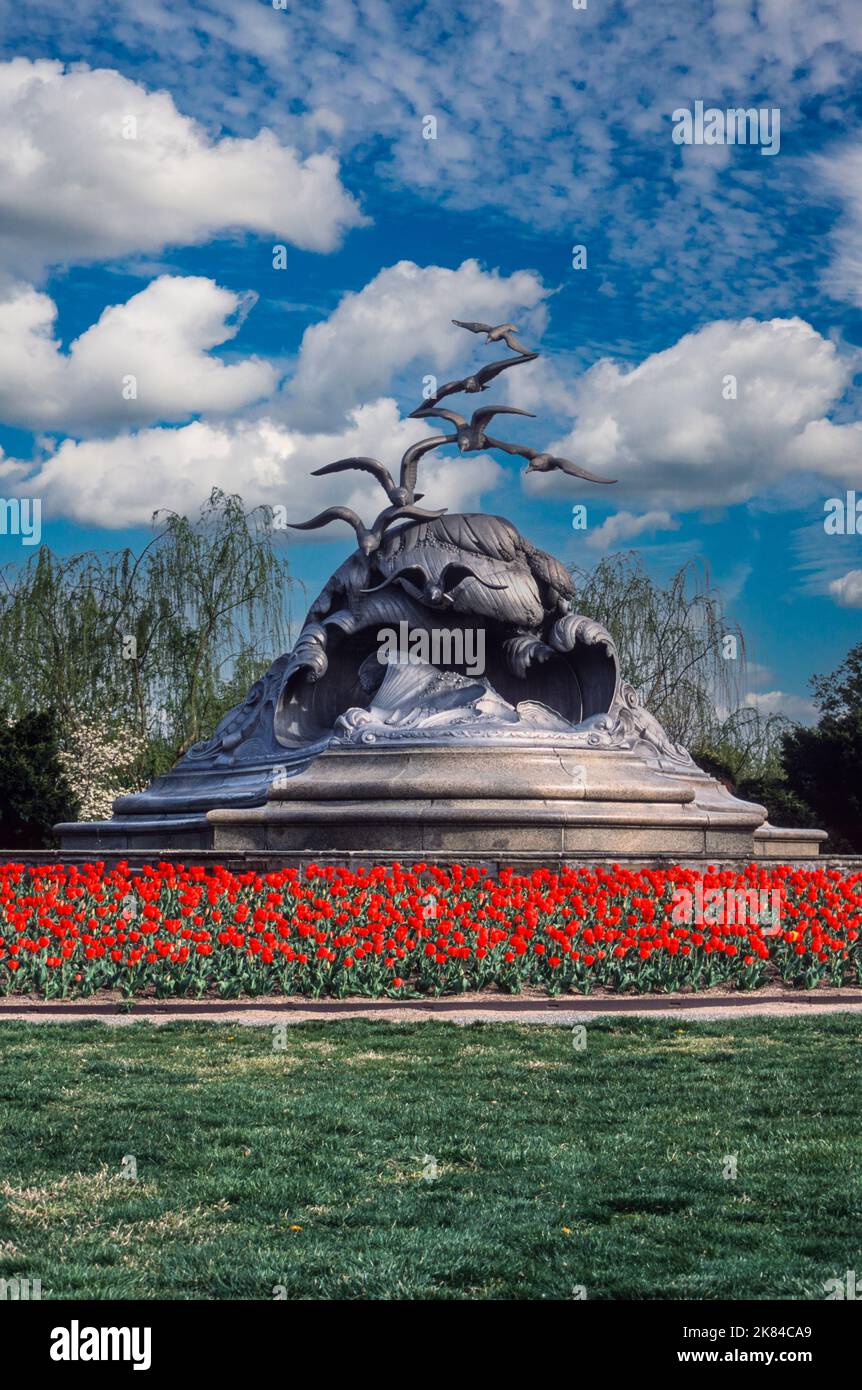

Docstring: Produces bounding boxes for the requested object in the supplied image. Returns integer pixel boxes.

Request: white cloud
[791,517,862,599]
[585,509,679,551]
[744,690,817,722]
[742,660,774,686]
[5,399,501,530]
[784,418,862,480]
[281,258,549,427]
[828,568,862,607]
[22,0,859,313]
[7,249,862,535]
[719,562,753,604]
[0,256,540,527]
[816,140,862,306]
[535,317,860,510]
[0,275,276,431]
[0,58,365,276]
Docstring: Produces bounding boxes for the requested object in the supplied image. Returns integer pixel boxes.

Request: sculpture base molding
[207,744,765,857]
[56,744,826,859]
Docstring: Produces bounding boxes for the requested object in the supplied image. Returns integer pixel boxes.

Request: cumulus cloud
[828,569,862,607]
[8,249,862,535]
[280,259,549,428]
[1,252,548,443]
[0,257,540,517]
[534,317,860,510]
[744,690,817,723]
[785,418,862,479]
[585,509,679,551]
[5,399,501,530]
[0,58,365,276]
[0,275,276,432]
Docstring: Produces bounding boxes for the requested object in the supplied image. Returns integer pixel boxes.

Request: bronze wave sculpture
[58,317,823,859]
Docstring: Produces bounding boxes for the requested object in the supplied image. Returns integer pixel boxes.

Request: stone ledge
[3,848,856,871]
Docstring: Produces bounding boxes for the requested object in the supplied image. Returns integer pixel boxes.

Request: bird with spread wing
[286,502,446,555]
[452,319,533,355]
[484,435,616,484]
[408,352,537,416]
[415,405,535,453]
[287,310,615,554]
[288,430,456,551]
[311,456,425,507]
[307,433,453,511]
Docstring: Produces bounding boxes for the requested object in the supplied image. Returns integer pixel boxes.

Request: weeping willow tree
[0,490,298,779]
[697,706,793,783]
[570,552,750,755]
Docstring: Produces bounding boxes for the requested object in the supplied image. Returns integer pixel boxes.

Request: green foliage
[569,553,844,835]
[693,705,789,783]
[0,490,297,775]
[692,709,820,827]
[692,642,862,846]
[0,709,79,848]
[571,552,748,752]
[0,1018,859,1299]
[809,640,862,718]
[733,775,820,830]
[781,641,862,852]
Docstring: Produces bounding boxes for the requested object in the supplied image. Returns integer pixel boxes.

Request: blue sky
[1,0,862,720]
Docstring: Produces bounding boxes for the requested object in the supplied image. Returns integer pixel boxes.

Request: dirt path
[1,987,861,1025]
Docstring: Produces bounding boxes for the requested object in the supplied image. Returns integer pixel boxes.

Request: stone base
[754,822,828,858]
[56,813,213,854]
[56,743,824,860]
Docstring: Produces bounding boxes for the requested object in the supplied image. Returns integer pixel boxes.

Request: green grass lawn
[0,1017,859,1300]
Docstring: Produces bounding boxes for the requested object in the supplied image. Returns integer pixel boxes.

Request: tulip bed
[1,859,861,1000]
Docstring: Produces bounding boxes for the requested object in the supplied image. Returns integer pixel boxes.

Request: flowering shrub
[0,860,860,1000]
[58,719,148,822]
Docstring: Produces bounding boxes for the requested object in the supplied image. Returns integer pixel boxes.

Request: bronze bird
[311,456,424,506]
[484,435,616,484]
[452,319,533,355]
[360,562,509,608]
[408,352,538,416]
[398,432,459,497]
[417,405,535,453]
[286,502,446,556]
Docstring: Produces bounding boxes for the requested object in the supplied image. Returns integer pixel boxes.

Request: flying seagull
[452,320,533,355]
[360,562,509,608]
[484,436,617,484]
[286,502,446,555]
[408,352,538,416]
[398,432,458,497]
[417,405,535,453]
[311,457,424,506]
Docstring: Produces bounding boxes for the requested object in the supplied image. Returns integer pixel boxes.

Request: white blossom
[59,718,148,821]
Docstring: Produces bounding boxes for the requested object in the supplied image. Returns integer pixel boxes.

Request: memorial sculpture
[58,319,823,858]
